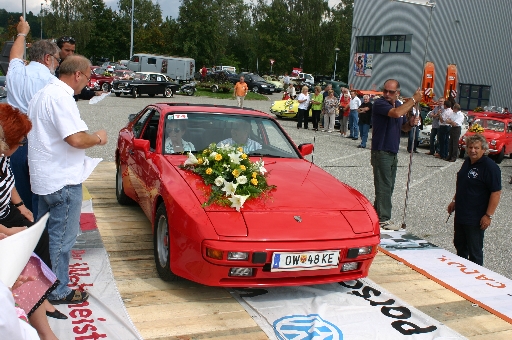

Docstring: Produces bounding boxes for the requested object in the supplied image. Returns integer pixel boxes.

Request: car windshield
[473,118,505,132]
[133,73,147,80]
[92,68,106,75]
[162,113,299,158]
[251,75,265,82]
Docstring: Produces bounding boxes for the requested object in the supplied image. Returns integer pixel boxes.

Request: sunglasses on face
[382,89,397,95]
[168,128,181,133]
[57,36,75,45]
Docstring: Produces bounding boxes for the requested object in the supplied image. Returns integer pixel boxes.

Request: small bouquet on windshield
[468,123,484,133]
[181,143,276,211]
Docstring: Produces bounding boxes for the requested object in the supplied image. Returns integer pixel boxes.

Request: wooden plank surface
[85,162,512,339]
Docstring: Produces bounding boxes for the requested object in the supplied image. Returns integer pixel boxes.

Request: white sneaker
[379,220,401,231]
[327,130,333,133]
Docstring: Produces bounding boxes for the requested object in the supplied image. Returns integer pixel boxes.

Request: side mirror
[133,139,150,155]
[298,143,314,156]
[128,114,137,122]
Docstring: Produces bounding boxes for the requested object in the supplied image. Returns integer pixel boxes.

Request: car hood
[464,131,502,140]
[169,157,376,238]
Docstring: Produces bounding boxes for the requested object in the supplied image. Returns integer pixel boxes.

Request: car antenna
[401,0,436,230]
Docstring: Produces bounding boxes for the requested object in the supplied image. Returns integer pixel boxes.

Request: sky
[3,0,341,22]
[2,0,181,20]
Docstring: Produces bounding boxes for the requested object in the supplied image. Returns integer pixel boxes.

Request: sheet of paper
[0,213,49,288]
[89,92,110,105]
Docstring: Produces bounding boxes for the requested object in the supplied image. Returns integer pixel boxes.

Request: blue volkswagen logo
[273,314,343,340]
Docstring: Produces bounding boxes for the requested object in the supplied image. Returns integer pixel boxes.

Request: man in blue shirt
[371,79,422,230]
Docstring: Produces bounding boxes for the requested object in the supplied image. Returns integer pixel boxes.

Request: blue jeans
[349,109,359,138]
[38,184,82,300]
[407,126,420,152]
[10,143,38,217]
[359,123,370,147]
[438,125,451,159]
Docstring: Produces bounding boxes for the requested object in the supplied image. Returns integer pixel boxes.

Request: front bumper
[111,88,131,94]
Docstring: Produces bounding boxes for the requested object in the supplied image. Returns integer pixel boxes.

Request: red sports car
[459,112,512,163]
[89,66,115,92]
[115,103,380,287]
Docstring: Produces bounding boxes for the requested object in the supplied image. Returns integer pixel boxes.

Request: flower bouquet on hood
[181,143,276,211]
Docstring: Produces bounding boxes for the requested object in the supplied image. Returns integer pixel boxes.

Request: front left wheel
[154,203,178,281]
[101,83,111,92]
[252,86,259,93]
[116,162,135,205]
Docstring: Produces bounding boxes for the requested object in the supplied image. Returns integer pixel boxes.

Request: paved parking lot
[78,92,512,280]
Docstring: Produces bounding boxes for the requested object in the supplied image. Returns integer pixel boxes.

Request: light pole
[332,48,340,81]
[40,3,43,39]
[130,0,134,58]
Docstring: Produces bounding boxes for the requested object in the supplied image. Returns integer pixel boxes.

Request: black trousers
[453,221,485,265]
[297,108,309,129]
[312,109,321,129]
[1,203,52,268]
[448,126,461,160]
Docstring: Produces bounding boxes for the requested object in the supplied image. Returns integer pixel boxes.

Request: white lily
[257,159,267,174]
[203,158,209,166]
[214,176,224,187]
[221,181,238,196]
[184,152,198,165]
[209,151,218,158]
[228,194,249,212]
[228,151,242,164]
[218,143,232,151]
[236,175,248,184]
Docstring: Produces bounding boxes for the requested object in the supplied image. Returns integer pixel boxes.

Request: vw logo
[273,314,343,340]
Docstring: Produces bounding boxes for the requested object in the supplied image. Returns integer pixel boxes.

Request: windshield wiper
[247,152,288,158]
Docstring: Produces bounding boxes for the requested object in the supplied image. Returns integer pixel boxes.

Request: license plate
[270,88,274,92]
[271,250,340,272]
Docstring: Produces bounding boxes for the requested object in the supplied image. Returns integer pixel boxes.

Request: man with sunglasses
[27,55,107,305]
[371,79,422,231]
[6,17,60,218]
[55,36,103,101]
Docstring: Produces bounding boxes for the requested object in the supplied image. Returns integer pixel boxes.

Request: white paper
[0,213,50,288]
[88,92,110,105]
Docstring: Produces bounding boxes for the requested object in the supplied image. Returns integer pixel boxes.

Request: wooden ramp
[85,162,512,339]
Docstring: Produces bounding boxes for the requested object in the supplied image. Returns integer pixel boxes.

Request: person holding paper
[28,55,107,305]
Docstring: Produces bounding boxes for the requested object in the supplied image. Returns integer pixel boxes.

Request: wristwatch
[485,213,493,219]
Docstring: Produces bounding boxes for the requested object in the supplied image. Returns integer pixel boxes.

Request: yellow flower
[241,153,247,159]
[237,147,244,152]
[240,165,246,171]
[252,172,258,178]
[205,168,213,175]
[232,169,240,177]
[203,149,210,154]
[215,154,222,161]
[197,158,203,164]
[251,178,258,186]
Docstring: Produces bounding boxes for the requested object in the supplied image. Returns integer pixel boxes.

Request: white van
[127,54,195,81]
[214,65,236,73]
[297,72,315,85]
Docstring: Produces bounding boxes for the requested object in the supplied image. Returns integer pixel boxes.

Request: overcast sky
[3,0,341,22]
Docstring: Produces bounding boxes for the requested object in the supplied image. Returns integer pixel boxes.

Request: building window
[382,35,412,53]
[356,36,382,53]
[459,84,491,111]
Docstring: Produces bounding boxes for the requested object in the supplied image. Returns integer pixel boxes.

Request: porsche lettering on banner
[230,278,463,339]
[379,231,512,324]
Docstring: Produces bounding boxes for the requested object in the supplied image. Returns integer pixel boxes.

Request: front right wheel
[116,161,135,205]
[154,203,178,281]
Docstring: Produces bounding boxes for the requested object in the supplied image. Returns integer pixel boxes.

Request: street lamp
[332,48,340,81]
[40,3,43,39]
[130,0,134,58]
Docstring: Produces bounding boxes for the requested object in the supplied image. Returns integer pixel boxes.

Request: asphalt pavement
[78,92,512,280]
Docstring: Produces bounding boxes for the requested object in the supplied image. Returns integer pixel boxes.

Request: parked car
[270,98,339,127]
[419,111,469,147]
[458,112,512,163]
[115,103,379,287]
[0,76,6,103]
[262,75,284,93]
[89,66,115,92]
[240,73,276,94]
[111,72,180,98]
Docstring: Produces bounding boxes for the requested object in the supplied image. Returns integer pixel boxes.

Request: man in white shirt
[348,90,362,140]
[6,17,60,218]
[445,103,465,161]
[27,55,107,304]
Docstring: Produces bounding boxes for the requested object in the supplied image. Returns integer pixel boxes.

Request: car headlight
[490,140,497,146]
[261,84,268,87]
[271,101,275,106]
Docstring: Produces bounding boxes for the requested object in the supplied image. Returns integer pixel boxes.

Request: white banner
[230,278,464,339]
[380,231,512,324]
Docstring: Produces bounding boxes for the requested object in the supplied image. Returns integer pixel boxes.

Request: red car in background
[88,66,115,92]
[459,112,512,163]
[115,103,380,287]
